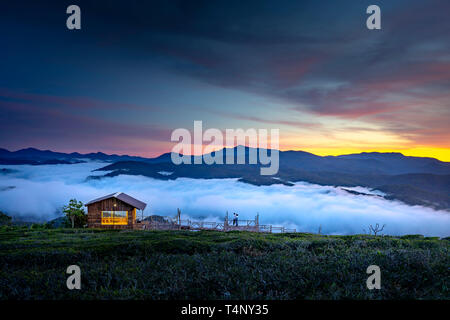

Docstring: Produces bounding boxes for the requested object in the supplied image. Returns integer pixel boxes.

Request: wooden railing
[135,211,296,234]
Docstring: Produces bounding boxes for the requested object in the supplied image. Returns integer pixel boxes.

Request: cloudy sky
[1,0,449,160]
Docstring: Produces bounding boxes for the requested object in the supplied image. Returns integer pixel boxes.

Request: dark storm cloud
[1,0,449,151]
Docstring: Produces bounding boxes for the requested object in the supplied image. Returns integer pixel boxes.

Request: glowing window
[101,211,128,225]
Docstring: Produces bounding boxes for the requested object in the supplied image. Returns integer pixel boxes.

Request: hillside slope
[0,228,448,300]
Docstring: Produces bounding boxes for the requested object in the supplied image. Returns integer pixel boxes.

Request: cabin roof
[85,192,147,210]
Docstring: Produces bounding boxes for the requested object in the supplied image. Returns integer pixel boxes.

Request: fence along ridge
[135,209,296,233]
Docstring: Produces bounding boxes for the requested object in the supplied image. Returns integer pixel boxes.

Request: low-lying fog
[0,162,449,237]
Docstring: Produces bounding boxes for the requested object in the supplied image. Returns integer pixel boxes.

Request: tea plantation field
[0,227,448,299]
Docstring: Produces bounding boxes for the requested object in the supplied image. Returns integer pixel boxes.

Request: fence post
[224,211,229,231]
[177,208,181,230]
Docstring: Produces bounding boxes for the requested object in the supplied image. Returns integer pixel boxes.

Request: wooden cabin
[85,192,147,229]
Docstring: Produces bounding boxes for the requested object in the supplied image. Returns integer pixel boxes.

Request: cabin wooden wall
[87,198,136,229]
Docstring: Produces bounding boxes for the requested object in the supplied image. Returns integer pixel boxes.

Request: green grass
[0,226,448,300]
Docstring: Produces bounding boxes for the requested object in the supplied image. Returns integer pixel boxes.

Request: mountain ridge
[0,146,448,167]
[1,146,449,210]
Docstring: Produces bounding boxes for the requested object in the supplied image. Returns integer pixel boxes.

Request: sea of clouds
[0,162,449,237]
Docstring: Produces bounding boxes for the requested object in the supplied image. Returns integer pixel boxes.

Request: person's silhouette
[232,212,239,226]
